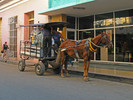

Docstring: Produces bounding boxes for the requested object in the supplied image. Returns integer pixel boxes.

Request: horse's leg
[60,52,65,78]
[83,55,90,81]
[64,56,70,77]
[83,57,87,81]
[85,60,90,81]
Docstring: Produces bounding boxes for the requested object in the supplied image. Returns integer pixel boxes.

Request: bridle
[87,33,112,51]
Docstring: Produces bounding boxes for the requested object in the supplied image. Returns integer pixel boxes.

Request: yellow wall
[49,15,67,39]
[0,18,2,55]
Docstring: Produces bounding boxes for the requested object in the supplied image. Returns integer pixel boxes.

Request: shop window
[79,15,94,29]
[96,29,114,61]
[8,16,17,57]
[115,9,133,26]
[116,27,133,62]
[79,30,94,40]
[67,31,75,40]
[95,12,113,28]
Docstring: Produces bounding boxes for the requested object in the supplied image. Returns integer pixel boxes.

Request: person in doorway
[2,42,9,62]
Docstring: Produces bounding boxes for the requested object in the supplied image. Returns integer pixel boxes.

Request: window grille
[8,16,17,57]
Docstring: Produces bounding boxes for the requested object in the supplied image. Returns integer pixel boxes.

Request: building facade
[39,0,133,63]
[1,0,133,63]
[0,0,48,59]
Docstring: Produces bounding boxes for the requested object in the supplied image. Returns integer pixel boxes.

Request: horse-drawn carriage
[18,22,67,75]
[18,22,113,81]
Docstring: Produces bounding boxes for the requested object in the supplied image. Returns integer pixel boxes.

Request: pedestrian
[2,42,9,62]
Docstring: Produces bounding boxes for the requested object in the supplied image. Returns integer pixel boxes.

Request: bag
[1,50,3,53]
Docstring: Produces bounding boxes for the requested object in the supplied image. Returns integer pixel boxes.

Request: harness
[86,38,97,52]
[60,34,112,59]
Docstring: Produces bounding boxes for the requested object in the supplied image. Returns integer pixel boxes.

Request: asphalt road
[0,62,133,100]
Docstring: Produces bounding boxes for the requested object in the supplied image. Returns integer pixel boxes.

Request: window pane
[116,27,133,62]
[95,12,113,28]
[96,29,114,61]
[79,30,94,40]
[67,16,75,29]
[67,31,75,40]
[115,9,133,26]
[79,15,94,29]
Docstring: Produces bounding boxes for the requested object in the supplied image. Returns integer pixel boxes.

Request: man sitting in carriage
[52,27,64,47]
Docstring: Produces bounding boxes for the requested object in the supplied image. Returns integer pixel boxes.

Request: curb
[68,70,133,85]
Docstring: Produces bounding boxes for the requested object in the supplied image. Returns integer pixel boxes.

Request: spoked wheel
[18,59,25,72]
[35,61,45,76]
[53,67,61,74]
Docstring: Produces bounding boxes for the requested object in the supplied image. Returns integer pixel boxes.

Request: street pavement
[0,62,133,100]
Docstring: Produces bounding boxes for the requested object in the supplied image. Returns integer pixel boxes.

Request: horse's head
[100,32,113,48]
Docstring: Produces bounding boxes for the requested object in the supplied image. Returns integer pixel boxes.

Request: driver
[52,27,64,47]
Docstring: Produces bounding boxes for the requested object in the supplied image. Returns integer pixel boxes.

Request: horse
[58,32,113,81]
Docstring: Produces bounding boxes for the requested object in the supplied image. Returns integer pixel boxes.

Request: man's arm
[59,33,64,40]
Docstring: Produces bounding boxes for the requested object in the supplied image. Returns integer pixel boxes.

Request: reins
[60,39,98,52]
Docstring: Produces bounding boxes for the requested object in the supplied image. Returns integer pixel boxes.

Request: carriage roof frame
[20,22,69,28]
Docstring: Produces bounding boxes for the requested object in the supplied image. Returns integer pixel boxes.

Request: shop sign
[115,17,131,25]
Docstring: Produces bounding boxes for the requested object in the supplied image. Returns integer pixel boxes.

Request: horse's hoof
[66,74,70,77]
[83,77,89,82]
[61,74,65,78]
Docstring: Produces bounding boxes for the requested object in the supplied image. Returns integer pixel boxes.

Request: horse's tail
[55,49,61,65]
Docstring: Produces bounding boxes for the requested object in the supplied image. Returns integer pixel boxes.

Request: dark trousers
[43,36,52,57]
[55,41,61,47]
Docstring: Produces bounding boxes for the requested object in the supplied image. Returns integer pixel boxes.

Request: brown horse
[59,32,113,81]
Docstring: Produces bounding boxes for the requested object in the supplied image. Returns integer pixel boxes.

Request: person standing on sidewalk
[2,42,9,62]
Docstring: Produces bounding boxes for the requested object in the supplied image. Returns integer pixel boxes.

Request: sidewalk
[1,58,133,84]
[68,61,133,84]
[68,61,133,78]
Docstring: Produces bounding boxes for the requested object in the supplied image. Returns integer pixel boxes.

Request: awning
[39,0,133,17]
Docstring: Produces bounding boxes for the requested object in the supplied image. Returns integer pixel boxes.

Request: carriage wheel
[53,67,61,74]
[35,61,45,76]
[18,59,25,72]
